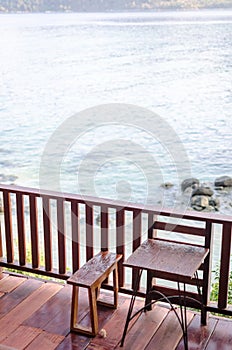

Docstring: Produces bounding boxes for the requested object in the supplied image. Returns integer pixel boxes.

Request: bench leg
[97,263,119,309]
[70,286,79,331]
[89,287,98,336]
[70,285,99,336]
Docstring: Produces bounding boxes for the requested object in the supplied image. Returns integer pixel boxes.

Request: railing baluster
[201,220,213,324]
[29,195,39,268]
[3,191,13,263]
[132,209,142,290]
[86,203,93,261]
[116,209,125,287]
[57,198,66,274]
[16,193,26,266]
[148,212,155,239]
[42,196,52,271]
[101,205,108,252]
[71,200,80,273]
[218,222,232,309]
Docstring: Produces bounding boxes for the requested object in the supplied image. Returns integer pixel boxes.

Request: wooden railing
[0,184,232,317]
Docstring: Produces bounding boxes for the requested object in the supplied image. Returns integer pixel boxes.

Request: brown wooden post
[201,220,213,324]
[132,209,142,291]
[42,196,52,271]
[86,203,94,261]
[218,222,232,310]
[3,191,13,263]
[57,198,66,275]
[16,193,26,266]
[29,195,39,268]
[71,200,80,273]
[101,205,109,252]
[0,221,3,278]
[116,209,125,287]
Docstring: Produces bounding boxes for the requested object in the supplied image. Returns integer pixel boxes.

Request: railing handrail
[1,183,232,224]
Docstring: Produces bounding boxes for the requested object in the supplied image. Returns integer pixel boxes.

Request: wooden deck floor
[0,273,231,350]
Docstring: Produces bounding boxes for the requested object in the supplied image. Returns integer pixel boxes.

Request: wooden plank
[25,331,64,350]
[154,221,206,236]
[23,284,72,335]
[3,191,13,263]
[116,209,125,287]
[176,314,217,350]
[0,282,62,341]
[29,194,39,268]
[218,223,232,309]
[115,304,168,350]
[0,278,43,318]
[57,198,66,274]
[56,333,91,350]
[16,193,26,266]
[87,297,144,349]
[86,204,94,261]
[0,275,26,293]
[42,196,52,271]
[205,318,232,350]
[71,200,80,273]
[145,309,194,350]
[1,326,42,349]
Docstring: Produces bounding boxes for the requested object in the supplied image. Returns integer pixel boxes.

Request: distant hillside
[0,0,231,13]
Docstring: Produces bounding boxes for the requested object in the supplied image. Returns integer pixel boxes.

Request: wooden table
[120,238,209,349]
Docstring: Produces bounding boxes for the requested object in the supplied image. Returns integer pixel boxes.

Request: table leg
[120,269,143,347]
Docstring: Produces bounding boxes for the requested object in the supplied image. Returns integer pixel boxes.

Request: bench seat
[67,251,122,336]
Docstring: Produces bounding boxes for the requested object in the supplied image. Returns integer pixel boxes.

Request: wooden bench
[67,251,122,336]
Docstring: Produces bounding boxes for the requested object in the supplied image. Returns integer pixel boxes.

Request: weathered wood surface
[67,251,122,287]
[124,238,209,280]
[0,275,232,349]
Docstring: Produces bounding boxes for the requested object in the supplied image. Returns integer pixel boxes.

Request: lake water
[0,10,232,215]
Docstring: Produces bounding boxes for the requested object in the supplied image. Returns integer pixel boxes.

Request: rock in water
[192,187,214,197]
[181,178,199,192]
[214,176,232,187]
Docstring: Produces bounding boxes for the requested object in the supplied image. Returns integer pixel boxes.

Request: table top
[123,238,209,280]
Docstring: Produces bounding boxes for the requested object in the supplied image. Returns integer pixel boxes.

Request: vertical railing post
[201,220,213,324]
[16,193,26,266]
[57,198,66,275]
[3,191,13,263]
[86,203,94,261]
[218,222,232,309]
[0,221,3,277]
[29,195,39,268]
[132,209,142,290]
[116,209,125,287]
[101,205,109,252]
[42,196,52,271]
[71,200,80,273]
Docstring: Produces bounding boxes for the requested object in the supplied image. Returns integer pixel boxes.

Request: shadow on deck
[0,273,231,350]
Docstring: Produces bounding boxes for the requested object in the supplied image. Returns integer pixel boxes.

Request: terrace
[0,183,232,349]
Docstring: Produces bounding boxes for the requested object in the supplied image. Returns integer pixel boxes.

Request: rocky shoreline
[0,174,232,214]
[162,175,232,212]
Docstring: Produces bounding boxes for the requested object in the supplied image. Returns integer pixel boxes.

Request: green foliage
[210,264,232,305]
